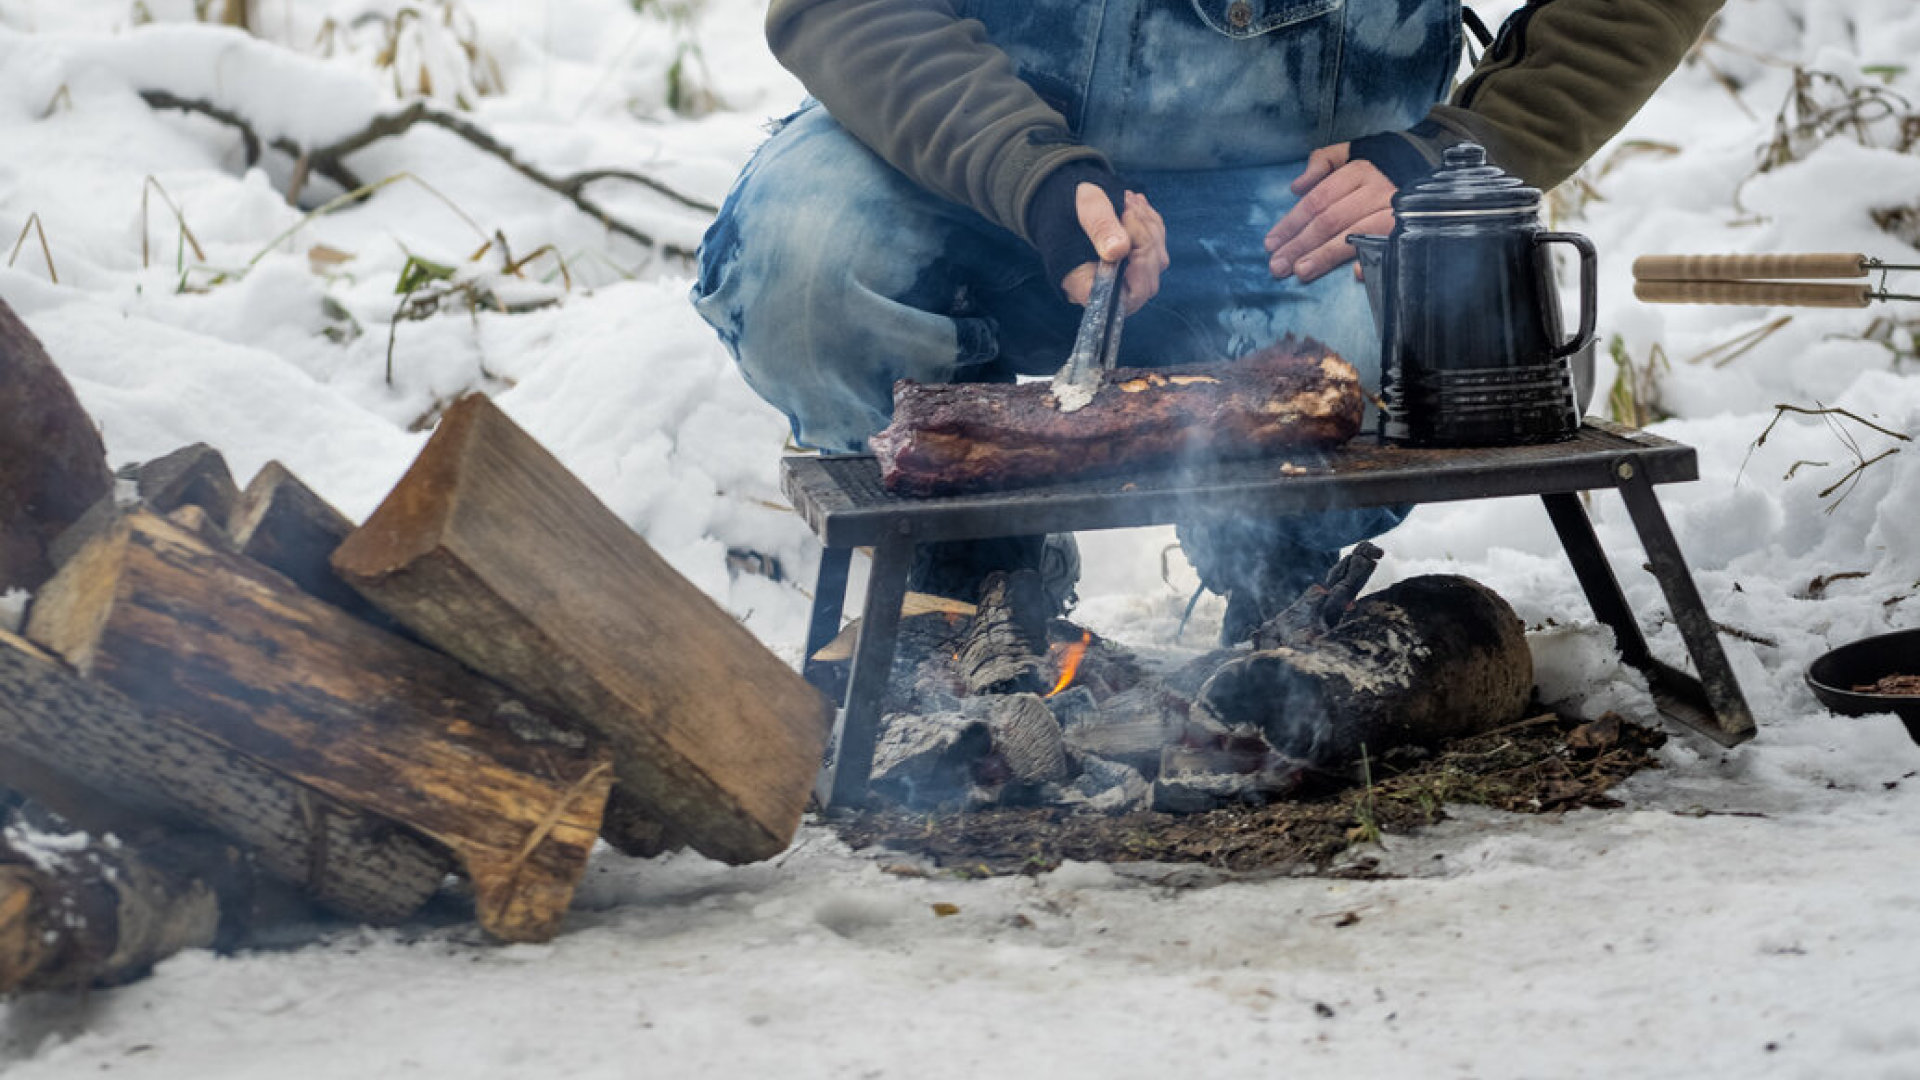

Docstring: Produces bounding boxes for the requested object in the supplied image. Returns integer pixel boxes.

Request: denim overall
[694,0,1460,618]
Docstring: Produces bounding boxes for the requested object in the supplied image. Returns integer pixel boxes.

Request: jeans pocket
[1187,0,1344,39]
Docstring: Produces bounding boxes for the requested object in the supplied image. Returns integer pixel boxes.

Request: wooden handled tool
[1632,252,1878,281]
[1632,279,1874,308]
[1632,251,1920,307]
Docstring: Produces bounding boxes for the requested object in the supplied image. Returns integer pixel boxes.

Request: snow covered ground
[1,1,1917,1076]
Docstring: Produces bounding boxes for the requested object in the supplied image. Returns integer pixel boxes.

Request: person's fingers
[1268,161,1395,279]
[1288,143,1350,197]
[1271,182,1386,272]
[1265,159,1370,256]
[1119,191,1169,312]
[1076,182,1132,263]
[1292,206,1395,283]
[1061,262,1097,306]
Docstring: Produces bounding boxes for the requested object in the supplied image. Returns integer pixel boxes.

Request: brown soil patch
[828,711,1664,879]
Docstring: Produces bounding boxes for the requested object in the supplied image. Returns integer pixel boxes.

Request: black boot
[908,533,1080,615]
[1178,518,1339,647]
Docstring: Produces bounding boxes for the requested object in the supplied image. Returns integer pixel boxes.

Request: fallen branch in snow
[139,90,711,260]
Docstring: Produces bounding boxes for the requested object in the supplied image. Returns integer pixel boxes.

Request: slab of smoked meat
[871,336,1365,496]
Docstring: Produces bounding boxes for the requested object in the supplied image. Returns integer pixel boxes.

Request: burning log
[1151,744,1305,812]
[0,629,451,922]
[980,694,1071,788]
[330,394,830,863]
[956,571,1049,695]
[0,814,246,993]
[26,509,613,943]
[1058,684,1189,776]
[870,337,1364,496]
[0,298,114,592]
[1199,575,1533,769]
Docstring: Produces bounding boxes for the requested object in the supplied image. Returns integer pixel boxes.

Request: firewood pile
[835,544,1536,817]
[0,301,831,993]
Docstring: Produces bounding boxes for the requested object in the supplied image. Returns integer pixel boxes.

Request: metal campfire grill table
[782,419,1755,808]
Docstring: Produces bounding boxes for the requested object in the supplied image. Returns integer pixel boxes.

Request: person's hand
[1061,187,1169,315]
[1265,143,1396,283]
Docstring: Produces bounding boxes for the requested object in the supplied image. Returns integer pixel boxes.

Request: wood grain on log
[0,629,450,922]
[331,394,831,863]
[0,299,114,591]
[26,511,612,942]
[871,337,1364,496]
[956,572,1047,696]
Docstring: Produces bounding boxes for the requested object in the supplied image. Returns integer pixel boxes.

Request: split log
[131,442,241,523]
[230,460,395,626]
[870,710,992,807]
[330,394,831,863]
[0,298,114,591]
[0,629,450,923]
[979,694,1070,787]
[1152,744,1305,812]
[1198,575,1533,769]
[871,336,1364,496]
[1059,684,1189,776]
[0,815,246,993]
[956,571,1048,695]
[26,510,613,942]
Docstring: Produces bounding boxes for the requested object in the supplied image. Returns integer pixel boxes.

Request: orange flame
[1046,631,1093,697]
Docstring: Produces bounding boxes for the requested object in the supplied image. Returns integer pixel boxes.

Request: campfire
[833,541,1539,819]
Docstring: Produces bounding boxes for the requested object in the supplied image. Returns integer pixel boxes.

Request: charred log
[1199,575,1533,770]
[956,571,1049,695]
[871,337,1364,496]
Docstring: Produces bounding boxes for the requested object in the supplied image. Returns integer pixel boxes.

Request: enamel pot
[1349,143,1596,447]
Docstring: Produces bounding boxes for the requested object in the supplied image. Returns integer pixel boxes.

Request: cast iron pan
[1806,628,1920,744]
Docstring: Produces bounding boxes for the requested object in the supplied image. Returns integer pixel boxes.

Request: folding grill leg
[1541,483,1755,748]
[801,546,852,691]
[815,532,915,809]
[1542,492,1655,669]
[1612,463,1756,746]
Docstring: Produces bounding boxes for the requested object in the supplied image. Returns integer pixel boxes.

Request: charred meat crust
[872,336,1365,496]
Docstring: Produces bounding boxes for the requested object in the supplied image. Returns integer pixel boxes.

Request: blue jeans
[695,0,1459,573]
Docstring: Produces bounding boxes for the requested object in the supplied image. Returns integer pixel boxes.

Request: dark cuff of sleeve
[1024,161,1126,297]
[1348,131,1441,189]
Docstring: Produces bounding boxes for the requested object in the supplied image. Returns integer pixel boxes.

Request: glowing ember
[1046,631,1093,697]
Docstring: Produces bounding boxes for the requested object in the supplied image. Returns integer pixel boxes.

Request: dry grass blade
[1746,403,1912,511]
[7,214,58,284]
[249,171,489,270]
[1687,315,1793,368]
[141,177,209,270]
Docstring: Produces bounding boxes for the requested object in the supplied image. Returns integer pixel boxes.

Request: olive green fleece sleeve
[1404,0,1725,188]
[765,0,1107,244]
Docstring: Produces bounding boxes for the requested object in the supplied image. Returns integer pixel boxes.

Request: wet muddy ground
[829,711,1665,880]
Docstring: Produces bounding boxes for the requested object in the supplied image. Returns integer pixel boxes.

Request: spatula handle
[1632,253,1867,281]
[1633,279,1872,308]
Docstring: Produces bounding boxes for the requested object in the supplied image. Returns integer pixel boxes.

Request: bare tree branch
[138,91,710,261]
